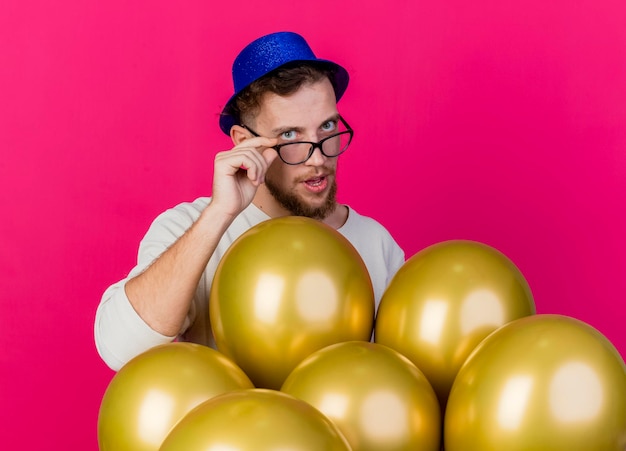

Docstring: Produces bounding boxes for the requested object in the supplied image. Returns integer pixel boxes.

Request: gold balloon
[210,216,375,389]
[281,341,441,451]
[445,314,626,450]
[374,240,535,408]
[98,342,254,451]
[160,388,352,450]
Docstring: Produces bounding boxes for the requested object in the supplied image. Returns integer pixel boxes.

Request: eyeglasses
[242,116,354,165]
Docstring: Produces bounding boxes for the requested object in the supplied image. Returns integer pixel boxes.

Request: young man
[95,32,405,371]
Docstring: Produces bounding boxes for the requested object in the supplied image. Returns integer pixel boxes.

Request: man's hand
[210,136,279,218]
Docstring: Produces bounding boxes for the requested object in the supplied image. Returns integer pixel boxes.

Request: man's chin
[289,196,336,220]
[266,181,338,220]
[303,203,336,220]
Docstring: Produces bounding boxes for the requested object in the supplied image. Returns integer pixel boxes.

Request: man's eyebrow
[270,115,340,137]
[323,114,341,125]
[270,125,306,136]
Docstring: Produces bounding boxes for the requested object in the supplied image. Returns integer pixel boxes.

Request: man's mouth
[303,175,329,193]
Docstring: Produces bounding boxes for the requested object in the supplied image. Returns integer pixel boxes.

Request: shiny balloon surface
[210,216,375,389]
[98,342,253,451]
[375,240,535,407]
[160,388,352,450]
[445,314,626,450]
[281,341,441,451]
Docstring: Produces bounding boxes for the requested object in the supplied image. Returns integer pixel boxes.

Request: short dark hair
[232,63,335,126]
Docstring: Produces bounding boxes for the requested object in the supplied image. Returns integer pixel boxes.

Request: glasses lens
[278,143,314,164]
[321,131,352,157]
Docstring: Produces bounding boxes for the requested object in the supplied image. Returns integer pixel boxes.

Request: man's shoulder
[167,196,210,214]
[151,197,211,227]
[151,197,269,233]
[340,206,400,246]
[340,206,405,265]
[344,206,388,231]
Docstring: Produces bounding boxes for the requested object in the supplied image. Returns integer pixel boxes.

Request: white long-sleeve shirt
[94,198,405,370]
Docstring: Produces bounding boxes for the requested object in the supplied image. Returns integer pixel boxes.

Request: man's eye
[281,130,297,140]
[321,121,337,132]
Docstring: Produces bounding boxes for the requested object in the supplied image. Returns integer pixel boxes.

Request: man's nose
[305,145,327,165]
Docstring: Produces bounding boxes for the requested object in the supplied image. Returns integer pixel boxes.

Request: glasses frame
[242,115,354,165]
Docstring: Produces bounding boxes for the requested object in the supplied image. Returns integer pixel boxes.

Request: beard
[264,174,338,220]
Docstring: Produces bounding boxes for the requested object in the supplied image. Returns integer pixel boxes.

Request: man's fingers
[215,148,269,184]
[233,136,278,152]
[261,146,280,166]
[214,135,279,187]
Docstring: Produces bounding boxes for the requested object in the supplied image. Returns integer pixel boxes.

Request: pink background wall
[2,0,624,448]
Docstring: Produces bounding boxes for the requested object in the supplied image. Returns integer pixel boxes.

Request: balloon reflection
[496,375,534,431]
[253,273,285,324]
[419,299,448,346]
[460,288,504,335]
[318,393,350,418]
[137,389,176,446]
[549,361,603,423]
[359,390,409,443]
[295,270,338,322]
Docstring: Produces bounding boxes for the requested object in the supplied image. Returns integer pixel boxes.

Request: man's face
[252,78,341,220]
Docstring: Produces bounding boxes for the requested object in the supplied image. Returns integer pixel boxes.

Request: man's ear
[230,125,250,146]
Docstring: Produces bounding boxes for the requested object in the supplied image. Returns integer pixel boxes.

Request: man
[95,31,405,371]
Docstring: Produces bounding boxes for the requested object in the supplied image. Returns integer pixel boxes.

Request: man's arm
[123,204,236,335]
[95,137,278,369]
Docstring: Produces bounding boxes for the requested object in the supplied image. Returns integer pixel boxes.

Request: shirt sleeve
[94,279,177,371]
